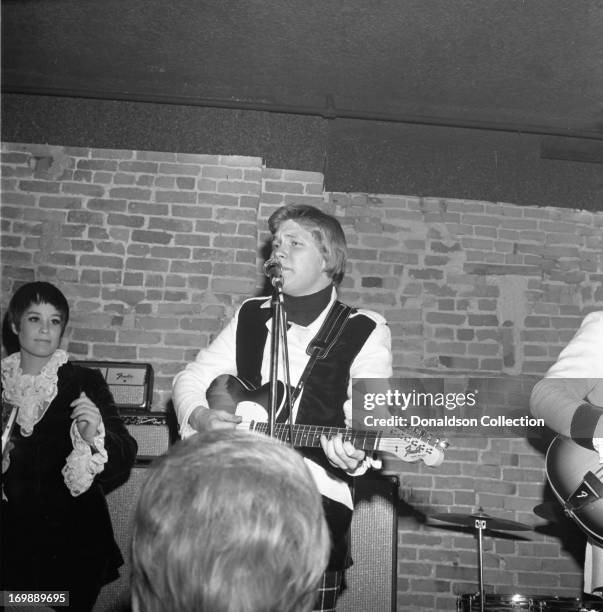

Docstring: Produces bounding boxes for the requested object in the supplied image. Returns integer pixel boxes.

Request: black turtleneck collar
[283,284,333,326]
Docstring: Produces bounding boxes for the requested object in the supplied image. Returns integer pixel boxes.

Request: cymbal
[430,510,531,532]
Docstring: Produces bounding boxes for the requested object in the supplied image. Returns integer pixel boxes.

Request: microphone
[263,258,283,288]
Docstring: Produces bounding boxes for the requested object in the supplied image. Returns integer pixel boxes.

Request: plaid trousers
[313,570,344,612]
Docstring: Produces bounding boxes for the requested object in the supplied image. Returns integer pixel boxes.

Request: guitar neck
[247,421,381,451]
[212,374,447,466]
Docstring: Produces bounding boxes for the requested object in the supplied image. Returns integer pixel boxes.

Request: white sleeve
[343,313,393,426]
[344,313,393,476]
[530,311,603,440]
[62,420,107,496]
[172,312,239,438]
[545,311,603,379]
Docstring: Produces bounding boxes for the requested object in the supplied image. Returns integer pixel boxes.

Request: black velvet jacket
[1,362,138,594]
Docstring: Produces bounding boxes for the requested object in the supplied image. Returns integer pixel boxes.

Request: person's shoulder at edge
[545,310,603,379]
[580,311,603,327]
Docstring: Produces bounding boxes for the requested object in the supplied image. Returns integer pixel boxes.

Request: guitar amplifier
[339,474,398,612]
[94,466,150,612]
[72,361,171,463]
[72,361,154,412]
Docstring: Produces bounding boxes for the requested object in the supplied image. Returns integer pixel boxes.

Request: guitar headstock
[378,429,449,467]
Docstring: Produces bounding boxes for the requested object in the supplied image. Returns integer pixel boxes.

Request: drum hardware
[430,508,531,612]
[456,592,596,611]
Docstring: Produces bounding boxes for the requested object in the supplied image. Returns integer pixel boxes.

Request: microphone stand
[267,275,294,444]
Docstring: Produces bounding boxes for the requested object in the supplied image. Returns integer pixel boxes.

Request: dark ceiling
[3,0,603,141]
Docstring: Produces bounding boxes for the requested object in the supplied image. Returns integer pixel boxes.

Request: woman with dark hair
[1,281,138,611]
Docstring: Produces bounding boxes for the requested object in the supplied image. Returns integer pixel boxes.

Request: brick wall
[2,141,602,611]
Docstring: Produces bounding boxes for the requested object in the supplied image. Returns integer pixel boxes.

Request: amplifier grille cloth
[339,476,398,612]
[124,421,170,459]
[94,467,148,612]
[71,361,153,412]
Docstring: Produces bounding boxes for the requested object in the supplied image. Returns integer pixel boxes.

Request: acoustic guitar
[546,435,603,545]
[207,374,448,467]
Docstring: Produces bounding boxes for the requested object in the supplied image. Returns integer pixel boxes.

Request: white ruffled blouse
[1,349,107,496]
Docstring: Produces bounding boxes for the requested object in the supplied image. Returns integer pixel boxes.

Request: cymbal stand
[429,508,531,612]
[474,516,486,612]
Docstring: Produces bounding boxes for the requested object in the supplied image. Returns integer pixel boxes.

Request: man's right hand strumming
[189,407,242,432]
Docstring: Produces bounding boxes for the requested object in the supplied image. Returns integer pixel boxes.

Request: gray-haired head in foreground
[131,429,330,612]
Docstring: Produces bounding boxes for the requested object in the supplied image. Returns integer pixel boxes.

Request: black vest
[235,296,377,479]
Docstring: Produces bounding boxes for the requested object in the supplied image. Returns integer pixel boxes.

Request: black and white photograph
[1,2,603,610]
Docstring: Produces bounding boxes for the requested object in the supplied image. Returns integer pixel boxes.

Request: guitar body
[206,374,285,415]
[546,435,603,545]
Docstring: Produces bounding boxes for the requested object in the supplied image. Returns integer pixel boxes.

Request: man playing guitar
[173,204,393,612]
[530,310,603,600]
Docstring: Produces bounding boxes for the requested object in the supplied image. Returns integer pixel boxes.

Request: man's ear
[320,252,329,272]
